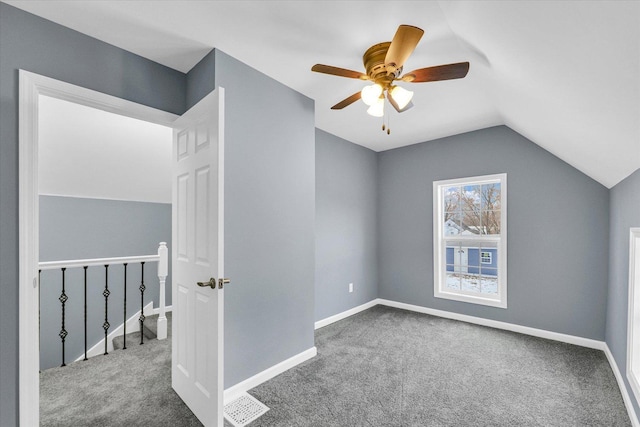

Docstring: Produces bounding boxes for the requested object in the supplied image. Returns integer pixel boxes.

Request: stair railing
[39,242,168,367]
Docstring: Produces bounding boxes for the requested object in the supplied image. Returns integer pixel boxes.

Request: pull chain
[387,112,391,135]
[381,97,391,135]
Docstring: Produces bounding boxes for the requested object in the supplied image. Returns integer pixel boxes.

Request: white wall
[38,95,172,202]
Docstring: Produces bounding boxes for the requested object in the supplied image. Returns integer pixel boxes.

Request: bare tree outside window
[444,184,501,235]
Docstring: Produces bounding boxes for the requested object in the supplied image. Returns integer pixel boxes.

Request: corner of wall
[605,168,640,420]
[315,130,379,322]
[185,48,216,111]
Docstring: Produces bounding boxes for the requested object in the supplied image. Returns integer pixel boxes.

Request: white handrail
[38,242,169,341]
[38,254,159,270]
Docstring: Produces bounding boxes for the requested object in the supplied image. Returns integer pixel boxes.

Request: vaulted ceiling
[5,1,639,188]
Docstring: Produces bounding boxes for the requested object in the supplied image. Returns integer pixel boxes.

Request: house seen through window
[433,174,507,308]
[481,251,492,264]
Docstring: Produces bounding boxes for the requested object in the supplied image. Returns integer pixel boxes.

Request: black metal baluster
[123,263,128,350]
[59,268,68,367]
[139,262,146,345]
[83,266,88,361]
[103,265,110,355]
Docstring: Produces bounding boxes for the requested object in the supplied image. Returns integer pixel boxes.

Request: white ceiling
[39,95,172,203]
[7,0,639,188]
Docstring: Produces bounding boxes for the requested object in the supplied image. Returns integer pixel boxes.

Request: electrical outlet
[349,283,353,293]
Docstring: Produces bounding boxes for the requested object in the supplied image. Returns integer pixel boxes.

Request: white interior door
[171,88,225,426]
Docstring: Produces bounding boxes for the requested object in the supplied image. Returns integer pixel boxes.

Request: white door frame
[18,70,178,426]
[626,227,640,405]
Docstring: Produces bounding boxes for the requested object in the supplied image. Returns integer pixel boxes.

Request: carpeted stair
[39,310,203,427]
[112,312,172,350]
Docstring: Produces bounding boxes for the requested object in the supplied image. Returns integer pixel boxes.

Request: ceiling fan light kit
[388,85,413,110]
[367,97,385,117]
[361,83,383,106]
[311,24,470,133]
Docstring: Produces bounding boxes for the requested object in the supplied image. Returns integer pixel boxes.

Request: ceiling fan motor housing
[363,42,401,88]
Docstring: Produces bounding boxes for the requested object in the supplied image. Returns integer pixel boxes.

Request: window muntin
[434,174,507,308]
[443,183,501,236]
[445,245,498,294]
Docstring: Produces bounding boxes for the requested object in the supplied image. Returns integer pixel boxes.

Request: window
[627,228,640,404]
[433,174,507,308]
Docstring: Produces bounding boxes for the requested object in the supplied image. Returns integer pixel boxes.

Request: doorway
[38,94,173,371]
[19,70,179,426]
[454,247,469,273]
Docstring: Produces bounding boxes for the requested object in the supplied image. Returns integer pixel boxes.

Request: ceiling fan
[311,25,469,133]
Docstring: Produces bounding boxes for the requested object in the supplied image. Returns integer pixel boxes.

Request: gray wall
[186,50,316,388]
[0,4,185,424]
[606,169,640,416]
[185,47,215,110]
[378,126,610,340]
[1,2,316,415]
[315,129,378,321]
[1,2,633,424]
[39,196,171,370]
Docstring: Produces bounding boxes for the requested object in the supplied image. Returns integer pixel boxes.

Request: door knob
[197,278,216,289]
[218,278,230,289]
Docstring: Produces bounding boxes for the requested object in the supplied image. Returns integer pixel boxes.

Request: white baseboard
[75,301,161,361]
[224,346,317,404]
[315,299,379,330]
[220,300,638,424]
[604,344,640,427]
[376,299,640,424]
[377,299,605,350]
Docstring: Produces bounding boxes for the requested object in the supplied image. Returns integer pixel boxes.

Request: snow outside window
[433,174,507,308]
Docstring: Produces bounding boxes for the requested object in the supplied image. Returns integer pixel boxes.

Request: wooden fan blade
[384,25,425,70]
[312,64,368,80]
[404,62,470,83]
[331,92,362,110]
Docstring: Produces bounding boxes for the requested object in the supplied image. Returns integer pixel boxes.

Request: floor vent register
[224,393,270,427]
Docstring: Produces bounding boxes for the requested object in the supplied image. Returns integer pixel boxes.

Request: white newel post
[157,242,168,340]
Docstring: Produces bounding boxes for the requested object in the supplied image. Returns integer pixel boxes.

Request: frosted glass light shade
[367,97,384,117]
[361,84,383,106]
[389,86,414,110]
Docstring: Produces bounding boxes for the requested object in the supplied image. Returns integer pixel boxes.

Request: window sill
[434,288,507,309]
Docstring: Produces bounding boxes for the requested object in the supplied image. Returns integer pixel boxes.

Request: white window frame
[433,173,507,308]
[626,228,640,404]
[480,251,492,264]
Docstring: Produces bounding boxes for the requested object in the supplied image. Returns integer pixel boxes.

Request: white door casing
[18,70,178,427]
[171,88,225,427]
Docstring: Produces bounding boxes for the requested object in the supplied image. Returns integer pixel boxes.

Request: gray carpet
[248,306,630,426]
[40,312,203,427]
[41,305,630,426]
